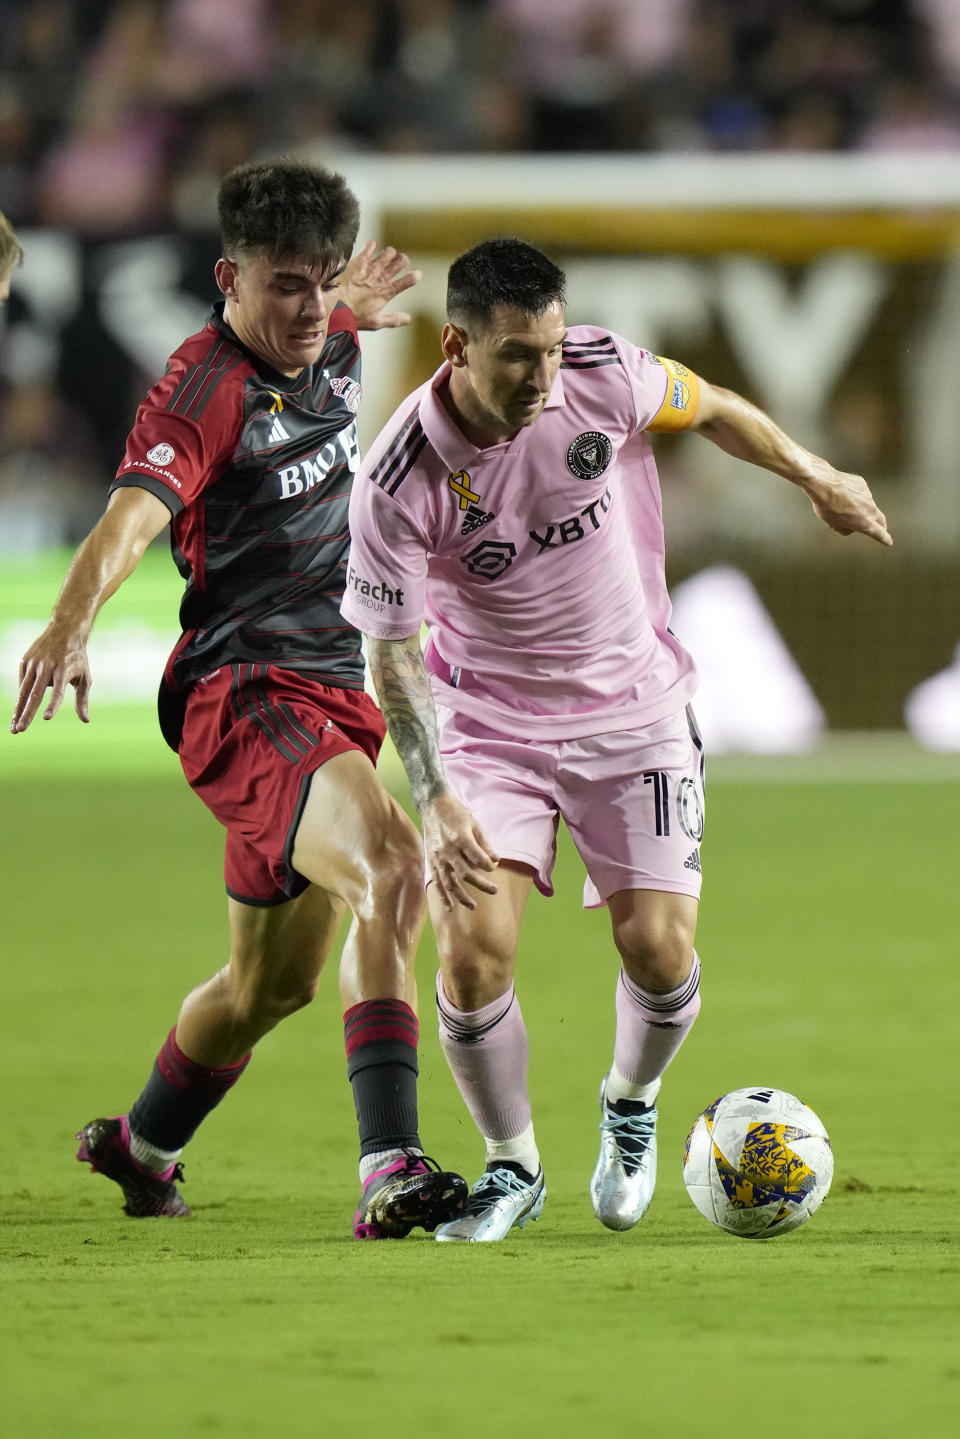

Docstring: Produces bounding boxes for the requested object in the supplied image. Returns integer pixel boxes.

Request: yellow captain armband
[646,356,701,433]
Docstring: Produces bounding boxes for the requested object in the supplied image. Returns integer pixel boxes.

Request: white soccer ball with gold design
[682,1087,833,1238]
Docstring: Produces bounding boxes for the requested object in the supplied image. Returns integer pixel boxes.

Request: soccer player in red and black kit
[10,160,468,1239]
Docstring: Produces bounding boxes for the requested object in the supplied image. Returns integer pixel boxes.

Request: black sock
[485,1158,537,1185]
[128,1028,251,1152]
[344,1000,421,1156]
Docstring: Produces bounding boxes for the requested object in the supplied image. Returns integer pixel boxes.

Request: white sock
[484,1123,540,1180]
[359,1146,423,1187]
[129,1129,182,1174]
[604,1066,661,1108]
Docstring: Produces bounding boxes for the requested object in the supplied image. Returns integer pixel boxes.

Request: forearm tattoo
[369,637,446,810]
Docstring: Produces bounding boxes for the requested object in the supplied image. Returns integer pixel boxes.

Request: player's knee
[614,913,694,993]
[230,967,320,1028]
[354,814,424,924]
[272,972,321,1017]
[437,938,513,1011]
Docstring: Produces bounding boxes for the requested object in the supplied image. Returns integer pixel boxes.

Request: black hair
[446,238,566,328]
[217,159,360,267]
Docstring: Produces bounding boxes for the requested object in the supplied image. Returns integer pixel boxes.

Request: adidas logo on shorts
[683,849,701,873]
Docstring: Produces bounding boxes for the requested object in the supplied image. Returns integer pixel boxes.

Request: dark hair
[217,159,360,267]
[446,238,566,328]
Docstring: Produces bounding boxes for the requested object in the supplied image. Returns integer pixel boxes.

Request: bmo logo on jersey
[275,421,360,498]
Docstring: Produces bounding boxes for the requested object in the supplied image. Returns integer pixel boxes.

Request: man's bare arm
[367,632,446,810]
[367,634,498,909]
[691,379,892,547]
[11,486,172,732]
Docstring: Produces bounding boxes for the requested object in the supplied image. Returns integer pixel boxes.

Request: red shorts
[178,663,386,906]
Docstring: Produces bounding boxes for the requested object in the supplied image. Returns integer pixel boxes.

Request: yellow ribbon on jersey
[449,470,481,510]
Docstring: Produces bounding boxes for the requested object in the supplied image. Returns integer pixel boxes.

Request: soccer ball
[682,1087,833,1238]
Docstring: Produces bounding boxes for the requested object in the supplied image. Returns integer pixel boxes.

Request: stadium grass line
[4,722,960,785]
[697,729,960,783]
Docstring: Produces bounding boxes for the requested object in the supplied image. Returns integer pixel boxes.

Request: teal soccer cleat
[590,1077,658,1231]
[435,1164,546,1242]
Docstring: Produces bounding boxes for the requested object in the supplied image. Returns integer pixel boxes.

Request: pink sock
[613,952,702,1088]
[436,974,532,1141]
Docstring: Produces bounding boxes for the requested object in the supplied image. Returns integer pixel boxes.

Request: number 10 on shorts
[644,770,671,837]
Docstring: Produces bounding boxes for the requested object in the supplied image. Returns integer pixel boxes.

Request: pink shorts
[437,705,705,908]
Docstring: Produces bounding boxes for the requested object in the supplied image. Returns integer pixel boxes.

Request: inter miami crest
[566,430,613,480]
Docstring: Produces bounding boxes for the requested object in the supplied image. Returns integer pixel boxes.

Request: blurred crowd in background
[3,1,960,731]
[4,0,960,536]
[1,0,960,235]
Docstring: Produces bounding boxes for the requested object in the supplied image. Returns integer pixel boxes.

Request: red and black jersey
[111,302,366,744]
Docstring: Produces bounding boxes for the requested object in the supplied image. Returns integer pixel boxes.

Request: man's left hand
[339,240,421,330]
[804,462,893,547]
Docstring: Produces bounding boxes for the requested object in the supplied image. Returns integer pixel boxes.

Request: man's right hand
[9,486,172,736]
[421,790,500,911]
[11,627,92,732]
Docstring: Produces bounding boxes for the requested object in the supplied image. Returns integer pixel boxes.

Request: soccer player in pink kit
[341,238,892,1242]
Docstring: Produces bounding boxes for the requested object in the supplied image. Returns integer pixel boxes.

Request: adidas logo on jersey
[461,505,494,535]
[683,849,701,873]
[268,415,290,445]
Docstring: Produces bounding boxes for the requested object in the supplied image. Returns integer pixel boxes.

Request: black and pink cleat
[353,1151,466,1239]
[76,1115,190,1217]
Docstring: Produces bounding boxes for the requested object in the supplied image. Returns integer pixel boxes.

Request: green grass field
[2,745,958,1438]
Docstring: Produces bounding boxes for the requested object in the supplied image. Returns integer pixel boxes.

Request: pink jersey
[341,327,698,740]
